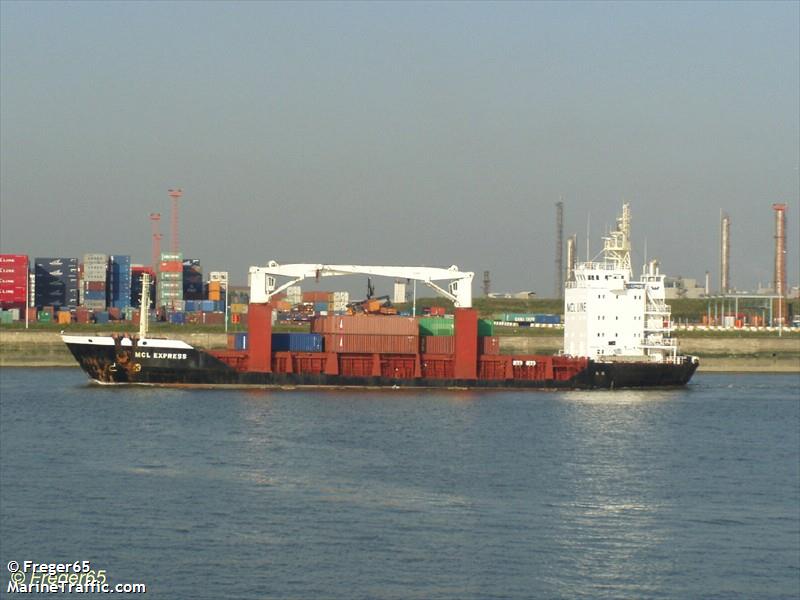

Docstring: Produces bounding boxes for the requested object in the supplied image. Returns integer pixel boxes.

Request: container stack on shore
[82,253,107,311]
[0,254,29,321]
[108,255,132,310]
[35,257,78,311]
[158,252,184,311]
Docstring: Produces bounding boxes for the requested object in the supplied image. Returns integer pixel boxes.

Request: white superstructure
[564,204,677,362]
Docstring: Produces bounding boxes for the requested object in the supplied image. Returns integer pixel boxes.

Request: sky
[1,1,798,295]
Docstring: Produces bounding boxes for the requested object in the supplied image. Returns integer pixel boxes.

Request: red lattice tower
[168,188,183,254]
[149,213,162,270]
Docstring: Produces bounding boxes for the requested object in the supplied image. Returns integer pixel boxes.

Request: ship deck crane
[249,262,474,308]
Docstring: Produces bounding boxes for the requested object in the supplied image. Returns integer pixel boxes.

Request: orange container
[313,315,418,335]
[420,336,454,354]
[57,311,72,324]
[303,291,329,303]
[322,333,418,354]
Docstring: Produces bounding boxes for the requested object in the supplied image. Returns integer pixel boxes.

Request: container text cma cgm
[63,205,698,389]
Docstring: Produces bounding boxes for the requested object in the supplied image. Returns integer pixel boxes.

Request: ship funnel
[648,259,659,276]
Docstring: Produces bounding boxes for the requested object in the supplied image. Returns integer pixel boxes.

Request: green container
[0,311,13,324]
[419,317,454,336]
[418,317,494,336]
[37,311,51,322]
[478,318,494,336]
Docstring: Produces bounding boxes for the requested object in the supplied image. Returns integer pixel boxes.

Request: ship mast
[139,272,150,338]
[602,202,632,273]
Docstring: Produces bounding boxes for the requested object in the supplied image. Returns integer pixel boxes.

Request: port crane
[248,262,474,308]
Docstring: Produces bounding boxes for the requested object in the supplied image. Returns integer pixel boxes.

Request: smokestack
[720,212,730,294]
[483,270,491,297]
[566,234,577,282]
[168,188,183,254]
[773,204,787,297]
[555,200,564,298]
[705,271,710,296]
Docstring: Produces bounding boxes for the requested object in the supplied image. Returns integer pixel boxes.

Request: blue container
[170,312,186,324]
[94,312,109,324]
[184,300,199,312]
[201,300,215,312]
[232,332,248,350]
[84,290,106,300]
[271,333,323,353]
[313,302,328,312]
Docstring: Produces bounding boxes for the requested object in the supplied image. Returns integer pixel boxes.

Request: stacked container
[108,255,132,309]
[0,255,29,316]
[313,315,419,354]
[208,271,228,304]
[158,252,183,309]
[183,259,203,300]
[81,253,107,310]
[35,257,79,309]
[328,291,349,313]
[418,317,494,336]
[286,285,302,306]
[271,333,323,352]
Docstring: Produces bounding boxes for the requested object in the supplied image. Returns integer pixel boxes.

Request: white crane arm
[249,262,474,307]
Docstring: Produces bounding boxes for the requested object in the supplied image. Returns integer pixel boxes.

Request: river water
[1,369,798,599]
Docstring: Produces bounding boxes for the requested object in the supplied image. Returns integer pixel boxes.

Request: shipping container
[201,312,224,325]
[479,336,500,355]
[160,252,183,262]
[57,311,72,324]
[0,286,27,303]
[420,336,454,354]
[227,332,248,351]
[170,312,186,324]
[418,317,454,336]
[37,311,51,322]
[271,333,323,353]
[0,311,13,324]
[83,300,106,310]
[159,261,183,273]
[322,333,419,354]
[0,255,28,267]
[313,315,418,335]
[500,313,561,325]
[303,290,330,303]
[478,319,495,336]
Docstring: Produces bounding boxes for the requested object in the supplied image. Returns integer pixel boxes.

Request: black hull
[64,340,699,390]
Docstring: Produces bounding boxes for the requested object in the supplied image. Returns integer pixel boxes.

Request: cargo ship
[62,205,698,389]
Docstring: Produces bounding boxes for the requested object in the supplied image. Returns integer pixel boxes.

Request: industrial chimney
[720,212,730,294]
[555,201,564,298]
[773,204,787,297]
